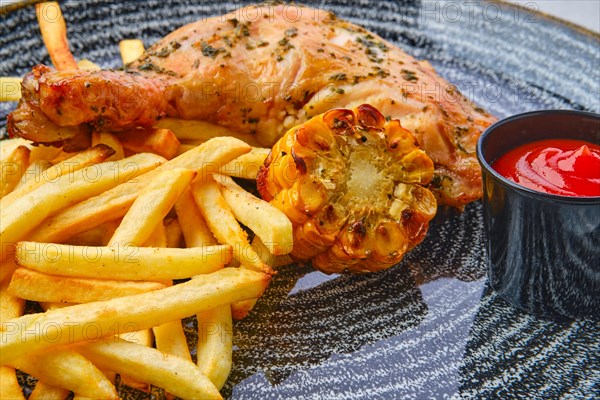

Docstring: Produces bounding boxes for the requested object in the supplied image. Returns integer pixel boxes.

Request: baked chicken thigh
[8,3,496,207]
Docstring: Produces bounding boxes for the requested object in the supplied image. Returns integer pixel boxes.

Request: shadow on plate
[458,284,600,398]
[221,202,487,395]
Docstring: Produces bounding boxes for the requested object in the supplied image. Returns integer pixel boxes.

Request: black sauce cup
[476,110,600,319]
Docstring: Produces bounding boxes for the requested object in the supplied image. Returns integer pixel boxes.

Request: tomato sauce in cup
[492,139,600,197]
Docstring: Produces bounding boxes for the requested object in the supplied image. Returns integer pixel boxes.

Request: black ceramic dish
[1,1,600,399]
[477,110,600,319]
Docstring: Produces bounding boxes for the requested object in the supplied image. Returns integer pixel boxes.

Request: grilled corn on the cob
[257,104,437,273]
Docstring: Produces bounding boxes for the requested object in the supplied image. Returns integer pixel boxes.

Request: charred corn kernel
[400,149,435,184]
[273,154,298,188]
[271,188,307,224]
[258,104,437,273]
[385,120,420,155]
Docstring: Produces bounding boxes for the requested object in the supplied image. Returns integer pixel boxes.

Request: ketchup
[492,139,600,197]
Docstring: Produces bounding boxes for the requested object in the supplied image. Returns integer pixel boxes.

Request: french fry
[175,188,218,247]
[157,118,263,147]
[0,153,163,262]
[165,218,184,248]
[1,144,116,208]
[92,132,124,160]
[29,137,251,243]
[108,168,195,247]
[232,236,294,320]
[0,77,22,102]
[0,145,30,198]
[144,221,168,248]
[13,160,52,191]
[192,177,270,273]
[175,143,197,156]
[29,145,63,163]
[118,329,155,393]
[8,268,167,303]
[0,138,29,161]
[0,138,56,163]
[219,147,270,180]
[230,298,257,320]
[0,278,24,327]
[153,320,192,362]
[76,58,100,71]
[78,340,222,400]
[212,171,292,317]
[196,305,232,390]
[0,279,25,400]
[36,2,77,71]
[119,39,145,65]
[0,259,18,285]
[251,235,293,269]
[119,128,180,160]
[38,300,154,393]
[16,242,231,281]
[0,267,270,364]
[29,381,69,400]
[0,145,114,207]
[119,329,153,347]
[0,367,24,400]
[215,173,293,255]
[8,349,118,399]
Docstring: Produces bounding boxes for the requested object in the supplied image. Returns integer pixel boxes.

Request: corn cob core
[257,104,437,273]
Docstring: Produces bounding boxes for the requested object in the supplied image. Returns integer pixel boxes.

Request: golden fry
[16,242,231,281]
[76,58,100,71]
[0,267,270,364]
[0,279,24,399]
[153,319,192,362]
[251,235,293,269]
[29,381,70,400]
[8,268,167,303]
[119,128,180,160]
[13,160,52,191]
[175,188,217,247]
[108,168,196,246]
[29,137,251,244]
[0,366,26,399]
[2,144,116,208]
[1,278,25,323]
[157,118,262,147]
[215,173,293,255]
[175,143,197,156]
[0,145,30,198]
[8,349,118,399]
[119,39,145,65]
[164,218,183,248]
[1,153,163,262]
[36,2,77,70]
[92,132,124,160]
[0,259,18,286]
[0,77,22,102]
[219,147,269,180]
[196,305,232,389]
[0,138,28,160]
[144,221,168,248]
[192,177,270,273]
[79,340,221,400]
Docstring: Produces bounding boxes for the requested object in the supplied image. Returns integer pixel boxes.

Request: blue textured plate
[1,1,599,399]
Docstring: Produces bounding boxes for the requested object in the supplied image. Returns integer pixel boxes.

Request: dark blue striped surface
[1,1,599,399]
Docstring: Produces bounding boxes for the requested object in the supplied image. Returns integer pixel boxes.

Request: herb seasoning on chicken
[7,3,496,207]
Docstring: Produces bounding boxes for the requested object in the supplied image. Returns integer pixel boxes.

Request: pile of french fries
[0,2,295,398]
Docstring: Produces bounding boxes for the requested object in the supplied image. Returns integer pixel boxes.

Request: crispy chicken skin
[7,3,496,207]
